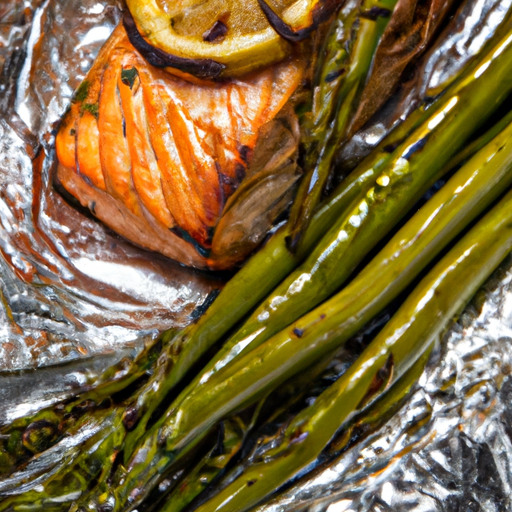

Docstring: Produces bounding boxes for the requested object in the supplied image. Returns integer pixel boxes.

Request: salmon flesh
[56,24,304,270]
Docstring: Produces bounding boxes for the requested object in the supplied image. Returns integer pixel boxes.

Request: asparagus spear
[72,413,251,512]
[109,81,512,510]
[445,107,512,173]
[0,408,125,512]
[120,20,512,456]
[192,186,512,512]
[153,22,512,409]
[160,315,419,512]
[158,417,246,512]
[194,343,434,512]
[0,330,174,475]
[160,327,390,512]
[287,0,399,250]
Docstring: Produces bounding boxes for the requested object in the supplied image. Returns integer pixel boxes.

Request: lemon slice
[125,0,329,77]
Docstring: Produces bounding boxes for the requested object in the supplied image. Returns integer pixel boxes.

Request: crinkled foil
[257,255,512,511]
[0,0,220,422]
[2,0,512,510]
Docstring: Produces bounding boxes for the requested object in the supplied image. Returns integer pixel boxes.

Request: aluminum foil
[0,0,220,422]
[2,0,512,510]
[256,255,512,511]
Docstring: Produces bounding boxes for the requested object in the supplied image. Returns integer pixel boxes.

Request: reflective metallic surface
[0,0,220,422]
[258,254,512,511]
[337,0,512,171]
[2,0,512,509]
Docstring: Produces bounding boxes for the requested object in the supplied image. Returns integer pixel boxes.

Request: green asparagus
[156,21,512,411]
[193,184,512,512]
[0,331,175,475]
[195,344,435,512]
[287,0,399,249]
[109,81,512,510]
[121,21,512,458]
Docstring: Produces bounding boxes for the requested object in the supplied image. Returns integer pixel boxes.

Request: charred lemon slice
[125,0,337,78]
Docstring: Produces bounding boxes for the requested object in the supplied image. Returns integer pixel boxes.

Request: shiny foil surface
[2,0,512,510]
[257,256,512,511]
[0,0,220,423]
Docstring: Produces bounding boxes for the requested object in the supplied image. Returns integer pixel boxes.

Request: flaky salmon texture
[55,23,305,270]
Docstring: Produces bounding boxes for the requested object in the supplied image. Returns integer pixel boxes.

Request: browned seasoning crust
[56,24,304,269]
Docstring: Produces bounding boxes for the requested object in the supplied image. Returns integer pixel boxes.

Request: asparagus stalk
[74,414,250,512]
[0,331,174,475]
[160,335,380,512]
[195,343,434,512]
[287,0,399,250]
[325,340,434,456]
[445,107,512,172]
[0,408,125,511]
[110,81,512,510]
[192,185,512,512]
[158,416,245,512]
[121,19,512,455]
[152,22,512,410]
[161,319,422,512]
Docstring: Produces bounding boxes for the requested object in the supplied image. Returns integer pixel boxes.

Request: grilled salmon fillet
[55,24,304,270]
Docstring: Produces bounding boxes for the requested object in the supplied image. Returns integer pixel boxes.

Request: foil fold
[0,0,219,422]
